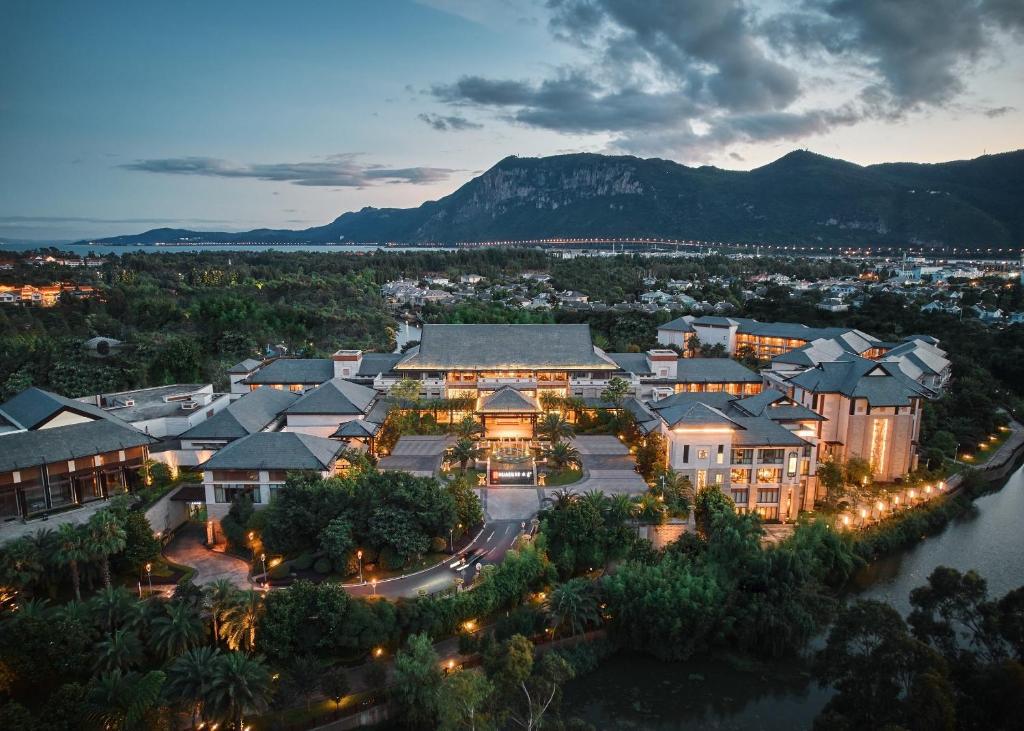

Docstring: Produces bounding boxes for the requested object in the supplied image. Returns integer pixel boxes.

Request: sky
[1,0,1022,241]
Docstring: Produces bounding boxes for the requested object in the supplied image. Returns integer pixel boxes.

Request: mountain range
[87,148,1024,248]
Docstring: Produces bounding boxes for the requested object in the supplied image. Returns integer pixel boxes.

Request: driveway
[164,524,251,589]
[569,435,649,495]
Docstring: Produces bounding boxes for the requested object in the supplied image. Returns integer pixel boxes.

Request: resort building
[0,387,155,520]
[79,384,232,439]
[280,377,384,438]
[200,431,348,536]
[657,315,886,361]
[173,387,300,468]
[779,358,930,482]
[650,389,821,521]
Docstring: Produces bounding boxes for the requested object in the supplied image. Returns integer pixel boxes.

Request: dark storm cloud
[119,155,458,187]
[417,112,484,131]
[427,0,1019,158]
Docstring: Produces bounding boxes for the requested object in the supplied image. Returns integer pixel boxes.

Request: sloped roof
[283,378,376,415]
[243,358,334,384]
[202,432,344,470]
[0,419,156,472]
[676,358,761,383]
[357,353,403,378]
[658,316,696,332]
[479,386,541,413]
[657,401,740,429]
[228,358,263,374]
[606,352,652,375]
[395,324,617,370]
[179,388,298,440]
[787,358,931,406]
[728,417,809,446]
[333,419,381,438]
[0,386,122,430]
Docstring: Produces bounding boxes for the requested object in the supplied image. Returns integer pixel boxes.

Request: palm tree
[448,437,484,472]
[55,522,90,601]
[0,535,46,594]
[633,493,668,524]
[543,488,579,511]
[91,585,142,635]
[56,598,95,627]
[219,590,263,654]
[165,646,222,728]
[16,597,51,619]
[87,669,166,731]
[94,627,145,672]
[453,416,484,440]
[606,493,637,525]
[546,578,602,637]
[545,441,581,471]
[581,490,608,514]
[208,651,272,731]
[204,579,239,646]
[537,413,574,445]
[150,600,204,660]
[86,509,127,589]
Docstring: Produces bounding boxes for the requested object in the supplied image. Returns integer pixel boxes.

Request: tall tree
[203,579,238,646]
[149,600,204,660]
[86,510,127,589]
[165,646,222,728]
[537,413,574,445]
[54,523,89,601]
[391,633,443,729]
[208,651,271,731]
[219,590,263,654]
[546,578,601,637]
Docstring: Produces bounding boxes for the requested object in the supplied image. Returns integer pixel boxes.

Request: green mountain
[89,148,1024,247]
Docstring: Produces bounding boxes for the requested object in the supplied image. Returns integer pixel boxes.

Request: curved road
[345,519,525,599]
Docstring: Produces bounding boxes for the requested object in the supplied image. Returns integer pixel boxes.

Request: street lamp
[145,563,153,596]
[449,528,454,553]
[371,578,377,596]
[357,550,364,584]
[260,553,267,587]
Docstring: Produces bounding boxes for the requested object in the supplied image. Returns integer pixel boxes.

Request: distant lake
[0,242,450,256]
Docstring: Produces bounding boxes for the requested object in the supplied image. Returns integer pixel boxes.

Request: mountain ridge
[85,148,1024,247]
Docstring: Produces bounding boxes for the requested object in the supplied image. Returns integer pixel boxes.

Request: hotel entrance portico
[478,386,541,441]
[477,387,541,486]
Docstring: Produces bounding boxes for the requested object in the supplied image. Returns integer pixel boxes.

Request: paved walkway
[570,435,649,494]
[163,524,251,589]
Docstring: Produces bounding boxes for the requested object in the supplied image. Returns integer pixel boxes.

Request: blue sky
[2,0,1022,240]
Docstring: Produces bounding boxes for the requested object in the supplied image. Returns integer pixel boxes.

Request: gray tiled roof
[357,353,403,378]
[658,316,695,332]
[333,419,381,438]
[0,419,156,472]
[676,358,761,383]
[244,358,334,384]
[0,387,121,430]
[787,357,931,406]
[606,353,652,375]
[202,432,344,470]
[228,358,263,374]
[728,416,809,446]
[283,378,376,415]
[180,388,298,440]
[479,386,541,413]
[395,324,617,370]
[656,401,740,428]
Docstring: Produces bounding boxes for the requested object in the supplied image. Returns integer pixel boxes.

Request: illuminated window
[787,453,798,477]
[697,470,707,489]
[730,468,752,483]
[716,445,725,464]
[697,449,709,460]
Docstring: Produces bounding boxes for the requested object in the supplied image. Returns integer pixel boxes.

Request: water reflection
[562,653,829,730]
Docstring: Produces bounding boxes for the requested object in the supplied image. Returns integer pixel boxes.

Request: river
[562,462,1024,730]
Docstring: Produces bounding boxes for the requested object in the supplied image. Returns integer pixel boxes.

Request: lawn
[543,468,583,486]
[440,467,486,485]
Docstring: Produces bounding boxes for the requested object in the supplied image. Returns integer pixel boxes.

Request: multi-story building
[0,388,155,520]
[649,389,821,520]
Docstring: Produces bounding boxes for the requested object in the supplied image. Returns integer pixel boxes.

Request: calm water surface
[563,463,1024,729]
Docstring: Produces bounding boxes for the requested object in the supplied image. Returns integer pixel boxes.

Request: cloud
[118,154,458,188]
[984,105,1015,118]
[417,112,484,131]
[427,0,1021,159]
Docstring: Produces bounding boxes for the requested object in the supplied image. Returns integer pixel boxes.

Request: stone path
[163,524,251,589]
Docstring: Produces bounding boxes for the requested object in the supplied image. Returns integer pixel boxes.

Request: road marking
[485,530,495,542]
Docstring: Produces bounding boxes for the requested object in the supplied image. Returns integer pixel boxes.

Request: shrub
[268,562,291,580]
[379,547,405,571]
[430,536,447,553]
[292,554,315,571]
[313,557,332,574]
[120,510,160,572]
